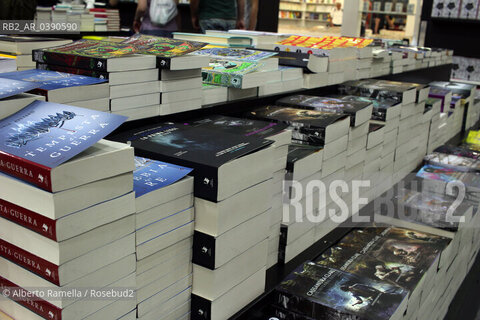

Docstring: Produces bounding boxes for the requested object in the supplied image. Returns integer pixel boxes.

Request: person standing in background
[245,0,259,30]
[330,2,343,27]
[190,0,245,33]
[133,0,180,37]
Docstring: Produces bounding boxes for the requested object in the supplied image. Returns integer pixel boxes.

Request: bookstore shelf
[361,10,414,16]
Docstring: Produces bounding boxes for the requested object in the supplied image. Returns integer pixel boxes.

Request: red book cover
[0,276,62,320]
[0,199,58,241]
[0,152,52,191]
[0,239,60,285]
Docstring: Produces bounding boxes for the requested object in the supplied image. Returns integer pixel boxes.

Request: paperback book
[429,87,451,112]
[201,59,259,88]
[36,63,109,79]
[0,78,40,99]
[191,47,277,62]
[276,95,372,127]
[32,39,142,72]
[112,122,273,201]
[336,95,400,121]
[133,157,193,198]
[246,105,348,146]
[339,79,417,105]
[274,262,408,320]
[0,100,127,191]
[424,152,480,172]
[121,34,207,69]
[0,69,107,96]
[434,144,480,160]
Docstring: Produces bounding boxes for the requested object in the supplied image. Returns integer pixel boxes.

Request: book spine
[0,276,62,320]
[0,199,58,241]
[191,294,212,320]
[156,57,172,70]
[192,231,216,269]
[32,49,108,72]
[36,63,109,79]
[0,239,60,286]
[0,152,52,192]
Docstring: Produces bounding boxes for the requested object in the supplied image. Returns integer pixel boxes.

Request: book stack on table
[113,121,276,320]
[371,48,392,77]
[132,157,195,320]
[0,36,71,71]
[365,122,386,199]
[426,98,444,153]
[190,115,292,269]
[0,102,137,320]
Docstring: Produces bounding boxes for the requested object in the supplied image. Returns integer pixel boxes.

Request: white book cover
[459,0,479,18]
[442,0,461,17]
[431,0,445,16]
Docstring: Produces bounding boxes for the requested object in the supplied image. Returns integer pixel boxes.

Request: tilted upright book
[274,262,408,320]
[277,95,373,127]
[0,101,127,191]
[0,77,40,100]
[32,39,155,72]
[121,34,207,69]
[113,122,273,202]
[246,105,349,146]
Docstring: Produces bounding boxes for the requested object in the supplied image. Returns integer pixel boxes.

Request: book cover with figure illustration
[274,262,408,320]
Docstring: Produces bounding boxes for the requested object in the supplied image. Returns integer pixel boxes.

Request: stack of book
[190,115,292,268]
[32,39,158,118]
[123,34,209,116]
[0,69,109,111]
[133,157,194,320]
[51,4,69,23]
[426,98,443,153]
[371,48,391,77]
[80,10,95,32]
[281,144,324,263]
[90,8,121,32]
[339,79,418,183]
[112,121,276,320]
[0,36,71,71]
[201,83,228,105]
[35,6,52,24]
[364,122,386,199]
[408,83,433,162]
[0,101,136,319]
[245,104,352,263]
[273,225,451,320]
[0,77,45,119]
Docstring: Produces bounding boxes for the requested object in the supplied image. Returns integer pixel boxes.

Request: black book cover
[430,81,474,100]
[113,122,273,202]
[277,95,371,127]
[190,115,289,140]
[286,144,322,173]
[246,105,347,146]
[434,145,480,160]
[339,80,415,105]
[336,228,389,253]
[334,95,399,122]
[36,63,109,79]
[369,123,384,134]
[258,49,311,69]
[274,262,407,320]
[271,305,316,320]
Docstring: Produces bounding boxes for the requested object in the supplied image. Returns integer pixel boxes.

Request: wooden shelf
[361,10,414,15]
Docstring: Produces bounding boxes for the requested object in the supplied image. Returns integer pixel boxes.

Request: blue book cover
[0,78,40,99]
[0,69,106,91]
[0,100,127,169]
[134,157,193,198]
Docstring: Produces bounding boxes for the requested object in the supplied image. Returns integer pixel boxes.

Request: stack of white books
[202,83,228,105]
[133,157,194,320]
[426,98,443,153]
[0,36,71,71]
[370,48,391,77]
[0,102,136,320]
[122,122,276,320]
[281,144,324,263]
